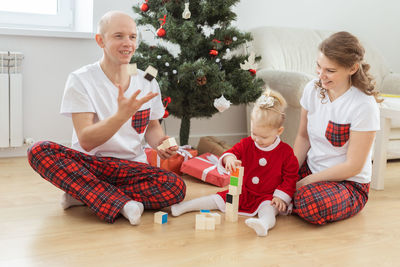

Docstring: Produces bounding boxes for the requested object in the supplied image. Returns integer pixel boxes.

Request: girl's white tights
[245,204,277,237]
[171,195,277,237]
[171,195,218,216]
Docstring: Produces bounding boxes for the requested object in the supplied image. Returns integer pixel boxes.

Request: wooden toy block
[230,176,239,186]
[208,212,221,224]
[228,184,241,195]
[196,214,206,230]
[225,194,239,222]
[225,204,238,222]
[231,166,244,179]
[127,63,137,76]
[154,211,168,224]
[205,217,215,230]
[144,65,158,81]
[157,137,177,150]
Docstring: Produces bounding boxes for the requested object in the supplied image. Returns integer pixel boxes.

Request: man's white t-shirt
[300,79,380,183]
[60,62,164,163]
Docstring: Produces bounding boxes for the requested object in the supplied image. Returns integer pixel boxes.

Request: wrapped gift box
[180,153,230,187]
[197,136,232,157]
[145,146,197,175]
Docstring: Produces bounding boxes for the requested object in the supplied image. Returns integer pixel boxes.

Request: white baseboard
[0,141,71,158]
[0,133,247,158]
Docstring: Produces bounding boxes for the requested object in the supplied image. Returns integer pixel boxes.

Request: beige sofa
[246,26,400,159]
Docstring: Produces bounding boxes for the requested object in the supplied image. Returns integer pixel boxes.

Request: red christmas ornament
[209,49,218,56]
[249,69,257,75]
[157,15,167,38]
[162,97,171,118]
[163,110,169,118]
[141,3,149,12]
[157,28,166,37]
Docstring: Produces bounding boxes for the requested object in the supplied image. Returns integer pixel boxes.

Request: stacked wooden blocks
[225,167,244,222]
[195,210,221,230]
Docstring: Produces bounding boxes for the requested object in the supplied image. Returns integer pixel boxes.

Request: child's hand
[271,197,287,213]
[224,156,242,173]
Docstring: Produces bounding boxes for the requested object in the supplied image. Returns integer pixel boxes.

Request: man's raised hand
[117,85,158,121]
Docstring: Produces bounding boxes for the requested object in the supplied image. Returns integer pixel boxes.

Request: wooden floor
[0,157,399,267]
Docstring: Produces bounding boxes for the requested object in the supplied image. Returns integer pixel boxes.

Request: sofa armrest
[256,69,315,108]
[381,73,400,95]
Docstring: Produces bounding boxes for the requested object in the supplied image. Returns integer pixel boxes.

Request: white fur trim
[273,189,292,205]
[254,136,281,151]
[218,153,236,171]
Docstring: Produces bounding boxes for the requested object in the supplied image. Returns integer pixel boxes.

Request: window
[0,0,73,31]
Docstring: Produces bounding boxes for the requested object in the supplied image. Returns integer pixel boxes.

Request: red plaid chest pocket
[325,121,351,147]
[131,108,150,134]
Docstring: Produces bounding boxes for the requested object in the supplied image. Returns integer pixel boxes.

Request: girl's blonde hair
[251,88,287,129]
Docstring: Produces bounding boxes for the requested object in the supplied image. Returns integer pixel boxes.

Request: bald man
[27,11,186,225]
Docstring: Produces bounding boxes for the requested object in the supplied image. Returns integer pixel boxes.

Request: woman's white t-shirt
[300,79,380,183]
[60,62,164,163]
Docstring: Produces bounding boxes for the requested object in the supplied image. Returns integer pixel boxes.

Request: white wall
[1,0,399,157]
[233,0,400,72]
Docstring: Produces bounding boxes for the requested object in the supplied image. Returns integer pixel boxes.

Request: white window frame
[0,0,73,31]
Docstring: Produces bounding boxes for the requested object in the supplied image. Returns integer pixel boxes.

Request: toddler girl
[171,89,299,236]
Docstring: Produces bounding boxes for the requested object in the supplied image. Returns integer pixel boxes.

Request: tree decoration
[132,0,264,145]
[141,0,149,12]
[240,51,258,70]
[162,97,171,118]
[213,95,231,112]
[249,69,256,76]
[157,15,167,37]
[196,76,207,86]
[182,2,191,19]
[209,49,218,57]
[224,36,232,45]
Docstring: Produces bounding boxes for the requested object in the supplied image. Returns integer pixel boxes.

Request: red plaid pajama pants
[27,141,186,223]
[293,161,369,225]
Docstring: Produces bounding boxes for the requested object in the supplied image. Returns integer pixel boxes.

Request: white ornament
[172,69,177,74]
[213,94,231,112]
[164,72,168,76]
[252,176,260,184]
[232,36,237,41]
[165,62,170,67]
[226,48,230,53]
[215,58,220,63]
[157,55,162,59]
[259,158,267,166]
[256,95,275,107]
[182,2,191,19]
[240,51,258,70]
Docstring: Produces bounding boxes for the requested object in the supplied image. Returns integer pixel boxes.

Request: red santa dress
[215,136,299,216]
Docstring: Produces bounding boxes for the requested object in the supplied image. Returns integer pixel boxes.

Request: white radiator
[0,52,24,148]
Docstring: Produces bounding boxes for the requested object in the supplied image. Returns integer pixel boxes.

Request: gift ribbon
[156,145,194,167]
[195,154,229,181]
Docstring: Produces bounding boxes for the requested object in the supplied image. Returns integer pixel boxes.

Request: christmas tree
[132,0,264,145]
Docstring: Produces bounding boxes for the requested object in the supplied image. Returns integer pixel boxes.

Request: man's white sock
[120,200,144,225]
[60,193,85,209]
[171,194,219,216]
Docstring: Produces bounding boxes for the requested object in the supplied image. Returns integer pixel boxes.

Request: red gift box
[180,153,230,187]
[145,146,198,175]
